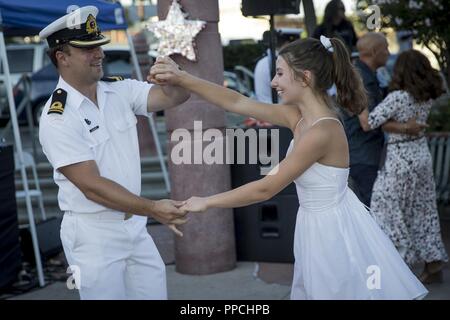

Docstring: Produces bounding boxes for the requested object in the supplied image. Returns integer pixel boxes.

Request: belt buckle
[124,213,133,220]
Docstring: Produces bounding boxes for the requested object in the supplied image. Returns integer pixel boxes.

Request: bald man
[357,32,390,73]
[342,32,425,207]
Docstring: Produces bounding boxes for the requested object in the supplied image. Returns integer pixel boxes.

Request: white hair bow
[320,35,334,53]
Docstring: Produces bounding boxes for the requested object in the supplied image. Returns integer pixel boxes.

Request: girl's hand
[181,196,208,213]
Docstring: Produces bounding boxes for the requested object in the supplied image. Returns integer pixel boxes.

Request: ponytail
[279,37,367,115]
[330,38,367,115]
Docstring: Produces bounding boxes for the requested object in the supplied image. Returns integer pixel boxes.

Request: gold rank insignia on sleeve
[101,76,125,82]
[47,88,67,115]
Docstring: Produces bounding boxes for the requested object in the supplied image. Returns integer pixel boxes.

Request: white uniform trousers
[60,210,167,300]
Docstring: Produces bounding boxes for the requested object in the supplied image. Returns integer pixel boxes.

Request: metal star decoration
[147,0,206,61]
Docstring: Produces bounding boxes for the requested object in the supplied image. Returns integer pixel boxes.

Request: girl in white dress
[149,36,428,299]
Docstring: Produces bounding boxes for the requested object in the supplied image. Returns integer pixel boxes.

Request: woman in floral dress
[360,50,448,284]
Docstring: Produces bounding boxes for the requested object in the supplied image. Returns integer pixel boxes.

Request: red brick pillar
[157,0,236,274]
[132,32,156,157]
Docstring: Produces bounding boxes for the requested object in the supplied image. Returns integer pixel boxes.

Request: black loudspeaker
[230,126,295,195]
[0,145,22,290]
[241,0,301,16]
[234,194,298,262]
[20,217,63,265]
[230,126,298,262]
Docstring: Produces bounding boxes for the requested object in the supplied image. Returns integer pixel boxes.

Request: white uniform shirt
[254,49,274,104]
[39,76,153,213]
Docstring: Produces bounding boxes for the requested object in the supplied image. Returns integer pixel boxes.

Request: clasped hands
[151,197,208,237]
[147,55,185,86]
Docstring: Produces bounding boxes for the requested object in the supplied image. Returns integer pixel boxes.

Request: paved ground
[9,262,291,300]
[5,218,450,300]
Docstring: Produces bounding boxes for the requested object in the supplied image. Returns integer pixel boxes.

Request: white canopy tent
[0,0,169,287]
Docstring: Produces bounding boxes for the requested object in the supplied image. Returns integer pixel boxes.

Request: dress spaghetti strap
[311,117,342,127]
[294,118,304,130]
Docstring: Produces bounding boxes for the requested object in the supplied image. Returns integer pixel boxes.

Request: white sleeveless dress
[288,117,428,300]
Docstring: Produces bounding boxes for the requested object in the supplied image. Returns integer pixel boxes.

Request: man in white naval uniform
[38,6,190,299]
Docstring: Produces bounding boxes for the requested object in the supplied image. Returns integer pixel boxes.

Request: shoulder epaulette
[101,76,125,82]
[47,88,67,115]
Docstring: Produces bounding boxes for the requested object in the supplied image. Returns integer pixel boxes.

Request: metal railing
[428,132,450,205]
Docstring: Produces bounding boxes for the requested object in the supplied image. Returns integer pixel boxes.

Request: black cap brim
[69,35,110,48]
